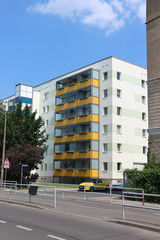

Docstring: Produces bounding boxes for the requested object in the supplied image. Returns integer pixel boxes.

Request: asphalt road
[0,200,160,240]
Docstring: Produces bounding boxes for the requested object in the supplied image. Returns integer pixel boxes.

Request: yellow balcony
[55,96,99,112]
[77,96,99,106]
[54,151,98,159]
[54,152,76,160]
[56,84,77,96]
[54,132,98,143]
[53,169,98,178]
[55,114,99,127]
[55,101,77,112]
[76,132,98,141]
[76,151,99,159]
[77,114,99,123]
[55,118,77,127]
[77,79,99,89]
[54,135,77,143]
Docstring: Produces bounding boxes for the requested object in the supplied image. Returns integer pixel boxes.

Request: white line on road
[16,225,32,231]
[47,234,66,240]
[0,220,7,223]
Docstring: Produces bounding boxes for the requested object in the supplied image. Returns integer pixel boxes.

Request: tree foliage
[6,144,44,183]
[0,101,48,182]
[125,142,160,202]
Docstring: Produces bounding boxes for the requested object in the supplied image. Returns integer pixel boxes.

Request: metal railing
[0,183,57,208]
[122,191,160,220]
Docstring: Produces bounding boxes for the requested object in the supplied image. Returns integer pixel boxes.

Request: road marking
[47,235,66,240]
[0,220,7,223]
[16,225,32,231]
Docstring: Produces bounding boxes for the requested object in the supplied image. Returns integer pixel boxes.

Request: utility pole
[1,112,7,184]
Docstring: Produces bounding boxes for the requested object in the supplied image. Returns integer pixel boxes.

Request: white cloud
[27,0,146,36]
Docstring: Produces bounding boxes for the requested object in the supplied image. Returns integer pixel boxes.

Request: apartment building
[1,56,148,184]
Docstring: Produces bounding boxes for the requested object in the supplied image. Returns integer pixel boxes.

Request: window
[117,143,122,152]
[44,164,47,171]
[46,120,49,126]
[142,112,146,121]
[117,107,122,116]
[142,129,147,137]
[142,96,146,104]
[117,125,122,134]
[103,89,108,98]
[141,80,145,88]
[117,89,121,98]
[44,92,49,99]
[43,107,45,113]
[103,125,108,133]
[117,72,121,80]
[47,105,49,112]
[117,162,122,171]
[104,72,108,80]
[143,146,147,154]
[103,162,108,171]
[103,143,108,152]
[103,107,108,115]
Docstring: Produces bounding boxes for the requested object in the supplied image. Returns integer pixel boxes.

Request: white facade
[1,57,148,184]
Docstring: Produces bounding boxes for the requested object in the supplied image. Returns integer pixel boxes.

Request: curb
[0,199,46,210]
[108,220,160,233]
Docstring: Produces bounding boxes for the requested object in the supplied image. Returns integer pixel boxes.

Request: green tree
[0,101,48,182]
[125,145,160,202]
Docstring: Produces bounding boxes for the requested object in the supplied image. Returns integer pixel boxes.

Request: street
[0,199,159,240]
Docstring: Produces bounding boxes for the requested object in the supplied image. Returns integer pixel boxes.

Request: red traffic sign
[3,158,11,166]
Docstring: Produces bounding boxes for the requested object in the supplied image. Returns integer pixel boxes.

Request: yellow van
[79,179,109,192]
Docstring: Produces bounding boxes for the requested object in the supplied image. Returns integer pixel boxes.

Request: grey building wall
[147,0,160,162]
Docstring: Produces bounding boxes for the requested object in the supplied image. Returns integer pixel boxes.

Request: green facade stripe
[112,143,142,154]
[112,70,141,86]
[111,106,141,119]
[134,94,141,103]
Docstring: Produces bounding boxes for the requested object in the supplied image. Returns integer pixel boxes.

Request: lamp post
[1,111,7,185]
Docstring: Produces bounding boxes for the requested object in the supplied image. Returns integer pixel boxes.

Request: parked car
[79,179,109,192]
[111,182,124,194]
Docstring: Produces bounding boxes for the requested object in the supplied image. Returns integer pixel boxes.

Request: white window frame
[143,146,147,154]
[142,129,146,138]
[142,96,146,104]
[117,162,122,171]
[103,125,108,133]
[117,107,122,116]
[141,80,145,88]
[103,72,108,80]
[103,107,108,115]
[103,143,108,152]
[142,112,146,121]
[103,89,108,98]
[103,162,108,171]
[117,143,122,153]
[117,72,121,80]
[117,89,121,98]
[117,125,122,134]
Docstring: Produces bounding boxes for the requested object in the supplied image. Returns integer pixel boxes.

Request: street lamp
[1,111,7,185]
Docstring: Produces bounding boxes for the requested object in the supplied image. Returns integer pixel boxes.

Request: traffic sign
[22,164,28,167]
[3,158,11,166]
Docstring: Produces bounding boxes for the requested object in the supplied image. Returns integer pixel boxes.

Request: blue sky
[0,0,146,100]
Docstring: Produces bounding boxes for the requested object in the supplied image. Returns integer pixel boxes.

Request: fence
[122,191,160,220]
[0,183,57,208]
